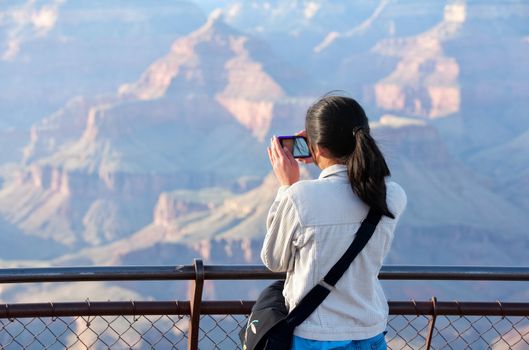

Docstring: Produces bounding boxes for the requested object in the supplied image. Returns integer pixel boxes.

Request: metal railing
[1,260,529,349]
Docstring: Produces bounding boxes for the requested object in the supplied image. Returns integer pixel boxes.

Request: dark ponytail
[306,95,395,218]
[347,128,394,219]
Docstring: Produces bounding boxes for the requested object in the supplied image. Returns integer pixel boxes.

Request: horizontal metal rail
[1,265,529,283]
[1,300,529,318]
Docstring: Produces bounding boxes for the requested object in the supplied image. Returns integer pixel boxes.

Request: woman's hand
[268,136,300,186]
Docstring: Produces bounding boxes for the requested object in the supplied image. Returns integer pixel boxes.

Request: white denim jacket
[261,164,407,341]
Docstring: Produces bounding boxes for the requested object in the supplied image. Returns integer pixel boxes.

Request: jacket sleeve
[260,186,301,272]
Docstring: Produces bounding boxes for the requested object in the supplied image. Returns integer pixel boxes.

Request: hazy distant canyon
[0,0,528,302]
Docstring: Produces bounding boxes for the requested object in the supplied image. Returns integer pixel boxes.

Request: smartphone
[277,136,311,158]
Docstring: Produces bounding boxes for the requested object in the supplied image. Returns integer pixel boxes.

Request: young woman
[262,95,407,350]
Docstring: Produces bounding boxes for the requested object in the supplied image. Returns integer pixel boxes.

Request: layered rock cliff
[372,3,464,118]
[0,12,310,248]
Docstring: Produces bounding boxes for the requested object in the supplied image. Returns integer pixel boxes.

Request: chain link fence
[385,314,529,350]
[0,315,188,349]
[431,315,529,349]
[199,315,247,350]
[2,311,529,349]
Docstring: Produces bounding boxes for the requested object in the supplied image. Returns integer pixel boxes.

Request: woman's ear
[315,144,332,159]
[311,144,331,167]
[312,144,341,168]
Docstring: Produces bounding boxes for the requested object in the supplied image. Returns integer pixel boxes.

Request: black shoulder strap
[284,208,382,328]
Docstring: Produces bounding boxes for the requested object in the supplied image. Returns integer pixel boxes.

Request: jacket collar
[318,164,348,179]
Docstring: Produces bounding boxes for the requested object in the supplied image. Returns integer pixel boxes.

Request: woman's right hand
[268,136,300,186]
[296,130,313,164]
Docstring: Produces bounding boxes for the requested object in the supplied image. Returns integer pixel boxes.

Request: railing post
[188,259,204,350]
[425,296,437,350]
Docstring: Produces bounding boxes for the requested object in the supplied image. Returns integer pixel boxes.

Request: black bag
[240,209,382,350]
[239,280,290,350]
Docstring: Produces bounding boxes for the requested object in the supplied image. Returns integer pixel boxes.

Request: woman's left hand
[268,136,300,186]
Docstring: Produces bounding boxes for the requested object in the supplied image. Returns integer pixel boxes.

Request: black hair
[305,95,395,219]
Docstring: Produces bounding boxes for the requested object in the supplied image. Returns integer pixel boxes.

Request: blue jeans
[291,332,387,350]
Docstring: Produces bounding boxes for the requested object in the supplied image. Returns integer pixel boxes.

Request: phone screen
[278,136,311,158]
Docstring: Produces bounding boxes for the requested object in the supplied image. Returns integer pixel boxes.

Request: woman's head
[305,95,395,218]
